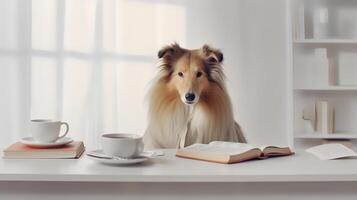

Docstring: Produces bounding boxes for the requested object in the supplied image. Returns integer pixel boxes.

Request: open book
[306,143,357,160]
[176,141,294,164]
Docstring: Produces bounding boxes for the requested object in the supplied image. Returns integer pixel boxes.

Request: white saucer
[86,149,154,165]
[20,137,73,148]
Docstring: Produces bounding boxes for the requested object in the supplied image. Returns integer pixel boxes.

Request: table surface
[1,149,357,182]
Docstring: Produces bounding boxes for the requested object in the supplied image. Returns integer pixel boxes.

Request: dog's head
[157,43,224,105]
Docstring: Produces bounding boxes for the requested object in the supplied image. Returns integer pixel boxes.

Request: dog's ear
[158,43,182,59]
[158,46,174,59]
[202,44,223,64]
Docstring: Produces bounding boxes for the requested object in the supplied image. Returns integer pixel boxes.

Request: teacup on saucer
[101,133,143,158]
[30,119,70,143]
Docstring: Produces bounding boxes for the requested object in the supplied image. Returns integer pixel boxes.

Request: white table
[1,149,357,200]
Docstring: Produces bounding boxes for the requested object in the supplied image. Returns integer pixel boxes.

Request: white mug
[30,119,69,143]
[101,133,143,158]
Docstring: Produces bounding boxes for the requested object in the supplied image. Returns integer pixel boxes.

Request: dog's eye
[178,72,184,77]
[207,56,218,63]
[196,71,202,78]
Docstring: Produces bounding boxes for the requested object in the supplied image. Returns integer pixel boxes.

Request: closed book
[315,101,334,133]
[3,141,85,159]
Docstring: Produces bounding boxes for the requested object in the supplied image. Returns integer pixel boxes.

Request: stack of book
[3,141,85,159]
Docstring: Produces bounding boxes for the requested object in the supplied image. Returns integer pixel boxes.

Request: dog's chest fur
[144,102,234,148]
[165,105,214,148]
[185,104,235,146]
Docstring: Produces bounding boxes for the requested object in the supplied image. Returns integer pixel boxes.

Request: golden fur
[144,43,246,149]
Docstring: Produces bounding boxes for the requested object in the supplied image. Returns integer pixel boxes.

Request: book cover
[3,141,85,159]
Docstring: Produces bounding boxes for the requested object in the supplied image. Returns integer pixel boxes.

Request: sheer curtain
[0,0,292,148]
[0,0,186,148]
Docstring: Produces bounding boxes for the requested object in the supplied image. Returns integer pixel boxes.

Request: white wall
[185,0,289,145]
[237,0,289,145]
[0,0,290,147]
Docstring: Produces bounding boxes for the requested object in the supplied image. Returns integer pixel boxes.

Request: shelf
[295,133,357,139]
[294,86,357,91]
[294,39,357,44]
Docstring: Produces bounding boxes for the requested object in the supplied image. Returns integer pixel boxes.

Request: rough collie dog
[143,43,246,149]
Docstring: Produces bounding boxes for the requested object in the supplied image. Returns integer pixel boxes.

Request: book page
[306,143,357,160]
[204,141,258,155]
[257,145,271,151]
[256,144,290,150]
[208,142,291,157]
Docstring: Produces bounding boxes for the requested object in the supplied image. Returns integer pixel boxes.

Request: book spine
[316,101,334,134]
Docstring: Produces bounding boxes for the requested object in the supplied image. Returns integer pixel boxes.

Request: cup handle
[137,141,144,155]
[58,122,69,139]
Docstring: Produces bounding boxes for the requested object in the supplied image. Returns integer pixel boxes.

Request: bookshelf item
[297,3,305,39]
[302,103,315,121]
[313,48,335,86]
[302,103,315,133]
[337,51,357,86]
[315,101,334,134]
[313,7,329,39]
[294,48,335,88]
[302,101,334,134]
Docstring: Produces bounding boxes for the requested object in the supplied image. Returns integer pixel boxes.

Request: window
[0,0,186,148]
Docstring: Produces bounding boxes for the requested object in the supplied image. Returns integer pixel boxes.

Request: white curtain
[0,0,186,148]
[0,0,292,148]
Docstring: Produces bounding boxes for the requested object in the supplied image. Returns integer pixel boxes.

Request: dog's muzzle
[184,92,198,105]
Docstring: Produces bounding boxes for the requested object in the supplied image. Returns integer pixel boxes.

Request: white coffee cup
[101,133,143,158]
[30,119,69,143]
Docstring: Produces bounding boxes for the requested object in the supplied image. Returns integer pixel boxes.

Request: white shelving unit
[294,86,357,91]
[295,133,357,139]
[294,39,357,44]
[290,0,357,147]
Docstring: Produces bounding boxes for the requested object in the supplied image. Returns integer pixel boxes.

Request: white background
[0,0,289,148]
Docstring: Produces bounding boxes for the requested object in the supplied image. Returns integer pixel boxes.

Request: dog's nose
[185,93,196,102]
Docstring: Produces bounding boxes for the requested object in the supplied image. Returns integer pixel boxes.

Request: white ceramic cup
[101,133,143,158]
[30,119,69,143]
